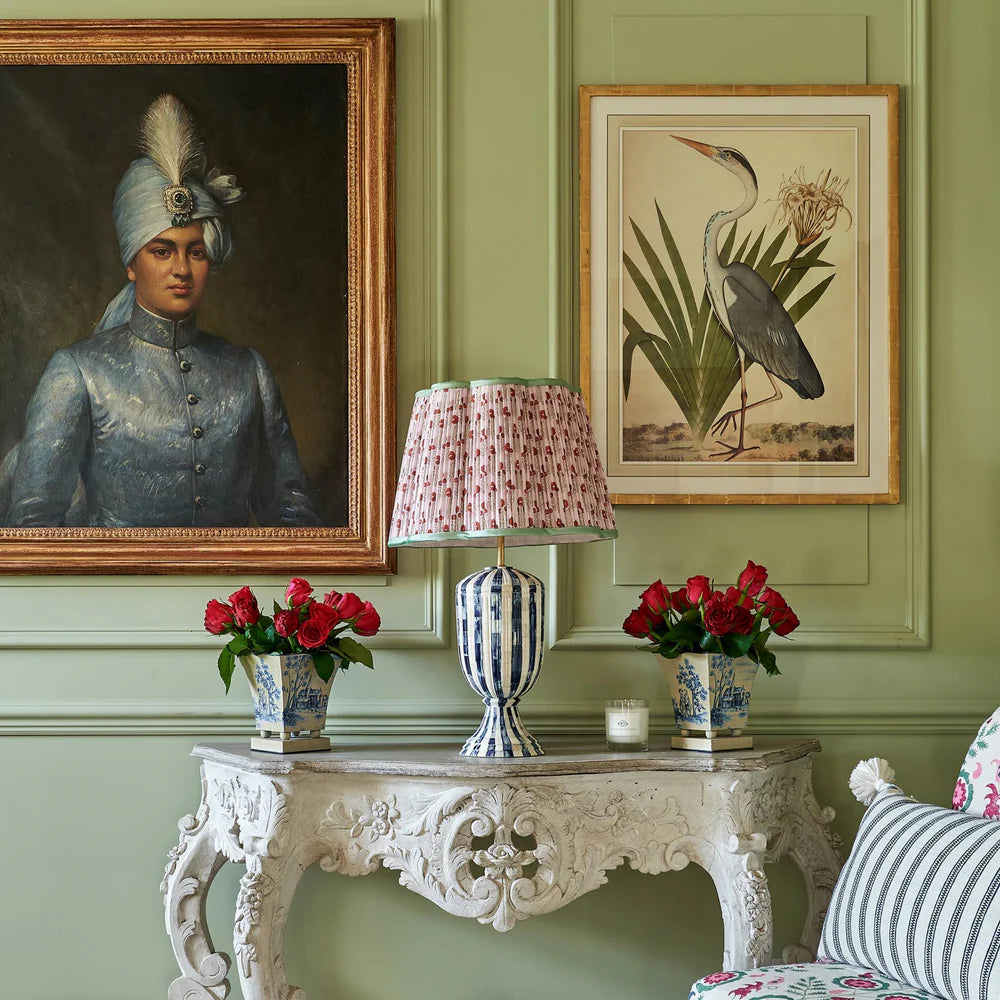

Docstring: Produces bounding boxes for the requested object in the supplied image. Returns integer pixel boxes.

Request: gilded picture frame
[0,19,396,573]
[580,85,899,505]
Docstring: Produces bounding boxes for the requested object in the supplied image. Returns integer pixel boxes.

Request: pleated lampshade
[389,378,617,548]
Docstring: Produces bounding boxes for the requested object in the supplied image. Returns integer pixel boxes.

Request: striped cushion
[952,708,1000,819]
[819,789,1000,1000]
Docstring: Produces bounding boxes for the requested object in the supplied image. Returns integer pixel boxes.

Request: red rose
[669,591,691,613]
[640,580,671,617]
[273,609,300,638]
[332,591,366,620]
[703,594,753,637]
[284,577,313,607]
[298,617,329,649]
[353,601,381,637]
[725,586,753,609]
[321,589,342,607]
[204,599,235,635]
[637,598,666,631]
[737,560,768,596]
[228,586,261,627]
[771,610,800,637]
[686,575,712,604]
[309,602,341,630]
[298,603,340,648]
[758,587,788,615]
[623,609,649,638]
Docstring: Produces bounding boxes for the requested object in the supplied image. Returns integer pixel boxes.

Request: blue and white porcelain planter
[660,652,758,750]
[456,565,545,758]
[241,653,337,753]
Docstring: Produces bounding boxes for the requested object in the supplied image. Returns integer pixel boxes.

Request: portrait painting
[580,85,899,504]
[0,19,395,572]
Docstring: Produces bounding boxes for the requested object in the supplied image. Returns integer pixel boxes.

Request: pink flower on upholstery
[701,971,737,985]
[727,983,763,998]
[953,776,970,811]
[984,783,1000,820]
[838,975,881,989]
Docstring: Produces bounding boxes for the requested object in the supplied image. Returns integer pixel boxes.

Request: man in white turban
[5,95,320,527]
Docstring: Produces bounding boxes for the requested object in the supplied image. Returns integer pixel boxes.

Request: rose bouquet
[622,560,799,675]
[205,577,381,691]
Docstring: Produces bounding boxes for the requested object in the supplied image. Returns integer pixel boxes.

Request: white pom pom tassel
[849,757,896,805]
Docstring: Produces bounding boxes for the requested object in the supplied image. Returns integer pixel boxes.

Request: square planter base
[672,733,754,752]
[251,734,332,754]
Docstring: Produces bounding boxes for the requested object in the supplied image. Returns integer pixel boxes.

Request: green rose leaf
[217,647,236,693]
[664,620,702,645]
[227,635,250,656]
[756,645,780,676]
[721,633,755,657]
[337,635,374,669]
[246,623,268,651]
[311,651,339,683]
[698,631,723,653]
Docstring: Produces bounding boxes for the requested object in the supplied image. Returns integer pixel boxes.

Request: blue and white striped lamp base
[456,565,545,757]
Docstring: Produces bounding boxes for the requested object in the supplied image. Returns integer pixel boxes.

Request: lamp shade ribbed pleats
[389,378,617,548]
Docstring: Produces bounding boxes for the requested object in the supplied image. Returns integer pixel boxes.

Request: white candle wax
[605,699,649,749]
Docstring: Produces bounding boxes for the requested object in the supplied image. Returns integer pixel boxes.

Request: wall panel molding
[553,0,930,653]
[0,695,980,738]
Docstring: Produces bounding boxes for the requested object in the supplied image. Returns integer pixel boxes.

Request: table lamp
[389,378,617,757]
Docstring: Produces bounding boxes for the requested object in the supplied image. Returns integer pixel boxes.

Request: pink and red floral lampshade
[389,378,617,548]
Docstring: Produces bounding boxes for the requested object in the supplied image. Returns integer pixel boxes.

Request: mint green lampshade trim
[388,526,618,547]
[414,377,582,397]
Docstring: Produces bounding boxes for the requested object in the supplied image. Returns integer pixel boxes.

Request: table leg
[782,793,842,963]
[234,843,315,1000]
[703,849,773,970]
[162,799,231,1000]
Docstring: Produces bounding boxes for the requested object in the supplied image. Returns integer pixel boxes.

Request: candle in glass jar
[605,699,649,752]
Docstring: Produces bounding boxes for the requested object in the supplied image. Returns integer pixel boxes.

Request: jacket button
[179,360,192,372]
[192,426,204,438]
[194,463,206,475]
[186,393,200,405]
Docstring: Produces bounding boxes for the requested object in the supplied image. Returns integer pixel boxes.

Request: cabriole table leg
[234,843,316,1000]
[162,782,231,1000]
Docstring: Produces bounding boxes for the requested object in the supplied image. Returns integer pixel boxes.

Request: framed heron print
[580,85,899,504]
[0,19,395,573]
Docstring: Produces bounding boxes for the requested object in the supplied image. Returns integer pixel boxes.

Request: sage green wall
[0,0,994,998]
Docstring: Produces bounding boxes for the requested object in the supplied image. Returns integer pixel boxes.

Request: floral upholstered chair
[688,710,1000,1000]
[952,709,1000,819]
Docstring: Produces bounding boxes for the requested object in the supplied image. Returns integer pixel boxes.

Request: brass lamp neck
[497,535,505,567]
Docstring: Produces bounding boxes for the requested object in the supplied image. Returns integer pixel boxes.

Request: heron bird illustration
[673,135,825,460]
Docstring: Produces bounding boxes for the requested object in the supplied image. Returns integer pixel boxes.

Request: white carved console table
[162,738,841,1000]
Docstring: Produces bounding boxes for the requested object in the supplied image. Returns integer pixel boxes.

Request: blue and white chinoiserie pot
[456,565,545,757]
[659,652,758,735]
[241,653,337,738]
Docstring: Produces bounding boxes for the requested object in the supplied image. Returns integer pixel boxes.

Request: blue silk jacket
[6,305,321,527]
